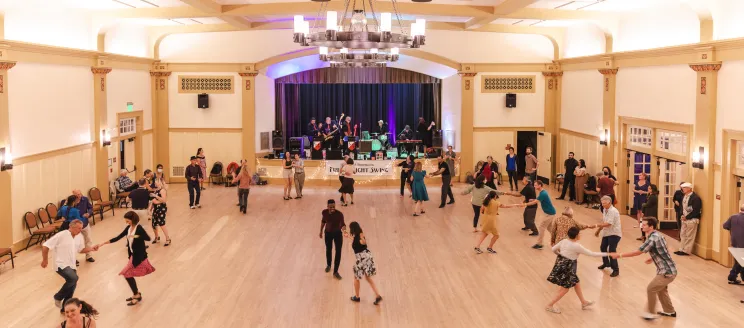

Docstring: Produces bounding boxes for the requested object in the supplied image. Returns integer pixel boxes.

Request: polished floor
[0,182,741,327]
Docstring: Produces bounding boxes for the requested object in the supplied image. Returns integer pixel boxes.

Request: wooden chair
[0,248,14,270]
[38,208,63,230]
[24,211,56,250]
[89,187,114,222]
[111,180,130,208]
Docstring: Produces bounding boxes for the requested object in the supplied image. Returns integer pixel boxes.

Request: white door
[123,139,135,171]
[659,158,683,228]
[537,131,552,182]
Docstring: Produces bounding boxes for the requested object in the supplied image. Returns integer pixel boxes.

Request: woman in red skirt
[94,211,155,306]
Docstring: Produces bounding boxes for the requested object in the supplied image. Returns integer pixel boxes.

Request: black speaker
[272,130,283,150]
[289,137,303,155]
[432,129,443,148]
[198,93,209,109]
[359,140,373,153]
[506,93,517,108]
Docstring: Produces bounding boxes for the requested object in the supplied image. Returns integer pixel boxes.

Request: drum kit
[369,132,391,151]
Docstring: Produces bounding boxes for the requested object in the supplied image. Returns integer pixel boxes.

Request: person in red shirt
[596,171,616,212]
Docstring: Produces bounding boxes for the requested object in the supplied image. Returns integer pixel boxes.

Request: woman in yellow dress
[474,191,513,254]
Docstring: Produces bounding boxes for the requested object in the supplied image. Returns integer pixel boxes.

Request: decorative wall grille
[178,75,235,94]
[172,166,185,177]
[260,132,270,150]
[657,129,687,156]
[119,118,136,136]
[481,75,535,93]
[628,125,652,148]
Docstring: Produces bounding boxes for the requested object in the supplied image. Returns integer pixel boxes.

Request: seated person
[116,169,138,193]
[59,194,95,263]
[72,189,93,220]
[583,173,601,206]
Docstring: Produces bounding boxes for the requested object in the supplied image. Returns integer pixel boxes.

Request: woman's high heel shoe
[126,293,143,302]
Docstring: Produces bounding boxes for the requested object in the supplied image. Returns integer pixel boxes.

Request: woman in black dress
[339,158,355,206]
[94,211,154,306]
[150,179,171,246]
[347,221,382,305]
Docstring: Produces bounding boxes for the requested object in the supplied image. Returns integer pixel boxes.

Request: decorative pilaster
[689,55,721,259]
[150,63,171,182]
[543,63,563,177]
[92,61,112,201]
[458,64,477,182]
[0,54,15,249]
[239,67,259,173]
[598,65,618,171]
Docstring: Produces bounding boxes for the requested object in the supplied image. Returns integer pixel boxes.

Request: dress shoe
[597,265,607,270]
[447,201,455,205]
[86,257,95,263]
[325,266,331,273]
[333,272,342,280]
[439,204,445,208]
[610,271,619,277]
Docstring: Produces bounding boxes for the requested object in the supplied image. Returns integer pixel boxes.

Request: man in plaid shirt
[612,217,677,321]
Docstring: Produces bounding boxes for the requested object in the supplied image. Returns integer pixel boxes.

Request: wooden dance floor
[0,183,741,327]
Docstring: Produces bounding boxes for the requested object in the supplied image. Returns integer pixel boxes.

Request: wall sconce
[0,147,13,171]
[102,129,111,147]
[692,146,704,169]
[599,129,609,146]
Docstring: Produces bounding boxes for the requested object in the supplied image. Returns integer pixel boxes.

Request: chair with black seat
[89,187,114,222]
[24,211,56,250]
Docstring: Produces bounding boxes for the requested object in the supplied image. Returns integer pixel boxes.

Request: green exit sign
[127,102,134,112]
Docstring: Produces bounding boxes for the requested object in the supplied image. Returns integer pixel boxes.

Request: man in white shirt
[596,196,622,277]
[40,219,96,311]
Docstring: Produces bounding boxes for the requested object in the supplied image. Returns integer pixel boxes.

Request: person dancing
[196,148,207,190]
[339,158,355,206]
[476,155,499,190]
[545,227,605,314]
[338,154,349,202]
[397,155,413,197]
[474,191,511,254]
[150,179,171,246]
[231,161,252,214]
[320,199,346,280]
[347,221,383,305]
[430,155,455,208]
[59,298,98,328]
[282,151,294,200]
[463,175,495,232]
[94,211,155,306]
[410,162,429,216]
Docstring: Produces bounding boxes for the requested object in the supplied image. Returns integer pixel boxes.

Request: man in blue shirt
[72,190,96,263]
[516,180,556,249]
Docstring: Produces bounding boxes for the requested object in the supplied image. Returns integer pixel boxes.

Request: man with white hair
[723,203,744,284]
[597,195,622,277]
[40,219,96,312]
[116,169,137,192]
[675,182,702,256]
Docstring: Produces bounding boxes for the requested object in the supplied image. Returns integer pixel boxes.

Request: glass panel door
[629,151,652,215]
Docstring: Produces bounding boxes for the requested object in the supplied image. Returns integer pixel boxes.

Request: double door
[658,158,687,231]
[627,151,652,215]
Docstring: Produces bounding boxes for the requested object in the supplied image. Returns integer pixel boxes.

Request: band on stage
[304,113,437,159]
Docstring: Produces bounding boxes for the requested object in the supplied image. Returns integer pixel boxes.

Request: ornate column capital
[457,72,477,77]
[598,68,618,75]
[149,71,172,77]
[542,71,563,77]
[239,72,259,77]
[689,63,722,72]
[0,61,16,71]
[91,67,112,75]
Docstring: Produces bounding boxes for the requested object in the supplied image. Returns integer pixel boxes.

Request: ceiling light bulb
[326,11,338,31]
[340,48,349,54]
[381,13,392,32]
[319,47,328,55]
[391,47,399,55]
[294,15,304,33]
[370,48,378,54]
[416,19,426,36]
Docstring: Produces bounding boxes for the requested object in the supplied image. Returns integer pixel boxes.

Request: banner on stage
[325,160,395,177]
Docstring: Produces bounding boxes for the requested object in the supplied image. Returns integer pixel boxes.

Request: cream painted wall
[710,0,744,40]
[255,73,275,152]
[441,74,461,151]
[104,23,151,58]
[158,29,555,64]
[10,147,96,244]
[716,60,744,163]
[473,131,513,170]
[8,63,94,157]
[107,69,153,134]
[4,7,95,50]
[560,134,602,176]
[615,65,697,126]
[169,132,242,175]
[473,72,545,128]
[562,23,606,59]
[561,70,603,136]
[142,133,154,171]
[613,4,700,52]
[168,73,242,128]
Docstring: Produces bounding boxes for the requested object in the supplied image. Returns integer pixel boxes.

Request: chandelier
[292,0,427,67]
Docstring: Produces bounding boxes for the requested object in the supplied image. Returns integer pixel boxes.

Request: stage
[255,158,460,187]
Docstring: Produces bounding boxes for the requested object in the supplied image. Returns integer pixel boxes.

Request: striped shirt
[639,231,678,276]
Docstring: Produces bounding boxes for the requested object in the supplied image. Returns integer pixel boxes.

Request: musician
[397,125,414,157]
[306,117,319,137]
[376,120,390,149]
[417,117,436,149]
[341,115,358,156]
[323,117,339,149]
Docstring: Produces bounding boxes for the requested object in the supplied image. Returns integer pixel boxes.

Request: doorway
[658,158,686,240]
[119,138,136,172]
[516,131,538,181]
[627,151,652,215]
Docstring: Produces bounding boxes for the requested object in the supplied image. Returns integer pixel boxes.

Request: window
[119,118,136,136]
[628,125,652,148]
[657,129,687,156]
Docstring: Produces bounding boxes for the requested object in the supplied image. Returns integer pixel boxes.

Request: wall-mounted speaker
[198,93,209,109]
[506,93,517,108]
[432,129,443,147]
[272,130,283,150]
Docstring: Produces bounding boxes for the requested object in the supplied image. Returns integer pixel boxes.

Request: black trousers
[440,175,454,205]
[523,207,538,232]
[188,181,201,206]
[600,235,621,271]
[472,205,481,228]
[729,260,744,282]
[507,170,518,190]
[126,277,139,294]
[400,174,409,196]
[325,230,343,273]
[528,171,537,182]
[560,175,576,200]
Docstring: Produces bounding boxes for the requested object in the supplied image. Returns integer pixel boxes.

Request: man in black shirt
[128,179,151,221]
[306,117,318,137]
[504,176,539,235]
[557,152,579,201]
[185,156,203,209]
[319,199,347,280]
[430,155,455,208]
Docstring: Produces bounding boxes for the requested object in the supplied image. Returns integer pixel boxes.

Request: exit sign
[127,102,134,112]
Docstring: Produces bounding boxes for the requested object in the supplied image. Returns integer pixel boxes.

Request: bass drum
[371,139,382,152]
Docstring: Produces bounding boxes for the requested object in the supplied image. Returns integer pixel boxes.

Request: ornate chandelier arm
[312,1,326,31]
[389,0,406,34]
[367,0,380,32]
[341,0,353,32]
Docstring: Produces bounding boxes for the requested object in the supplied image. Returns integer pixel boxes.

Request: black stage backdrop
[274,67,441,148]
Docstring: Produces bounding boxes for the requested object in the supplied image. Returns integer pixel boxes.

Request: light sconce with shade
[599,129,609,146]
[102,129,111,147]
[0,147,13,171]
[692,146,704,169]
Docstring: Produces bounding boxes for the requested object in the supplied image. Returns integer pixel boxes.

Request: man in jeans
[430,155,455,208]
[40,219,96,312]
[320,199,346,280]
[597,195,622,277]
[723,203,744,284]
[185,156,203,209]
[612,217,677,320]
